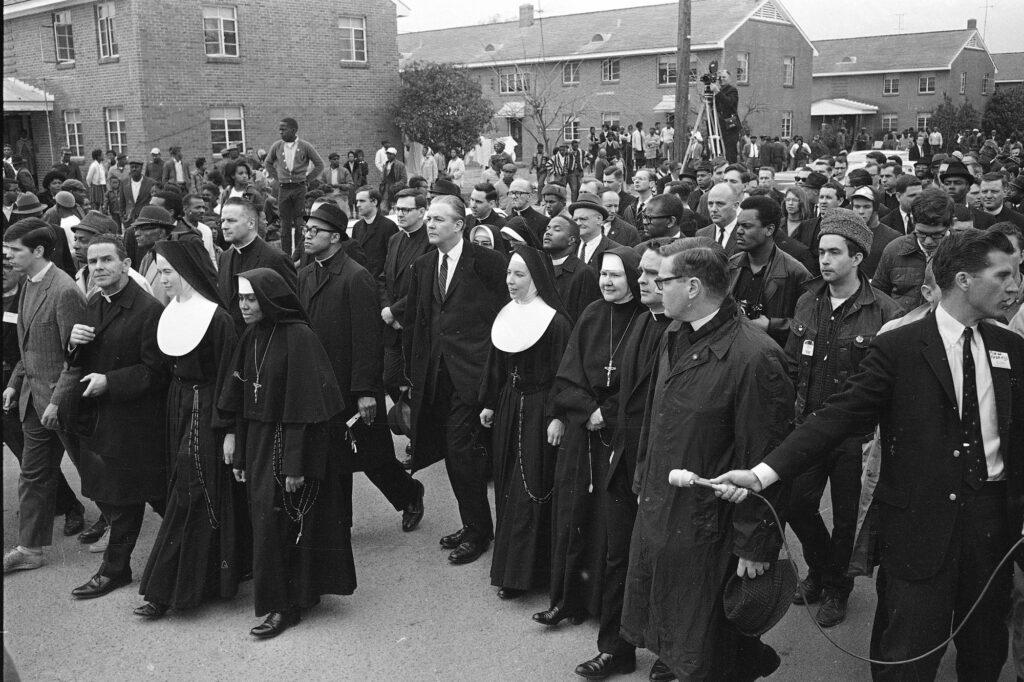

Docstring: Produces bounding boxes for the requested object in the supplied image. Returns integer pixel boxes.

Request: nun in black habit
[479,245,573,598]
[534,245,646,627]
[218,268,353,639]
[136,240,245,618]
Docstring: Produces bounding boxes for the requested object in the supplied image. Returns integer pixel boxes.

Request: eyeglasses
[508,191,532,197]
[653,275,686,291]
[394,206,420,214]
[913,229,949,242]
[302,226,338,237]
[641,214,672,224]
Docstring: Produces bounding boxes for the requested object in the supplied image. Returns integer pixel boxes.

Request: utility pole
[672,0,691,162]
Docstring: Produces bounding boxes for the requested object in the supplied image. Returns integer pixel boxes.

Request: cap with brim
[150,147,160,155]
[54,191,76,209]
[801,172,828,190]
[387,389,412,436]
[501,163,517,173]
[568,192,609,220]
[307,204,349,238]
[913,158,930,167]
[60,179,86,192]
[73,210,119,235]
[850,187,876,203]
[680,169,697,181]
[939,161,976,185]
[11,192,46,214]
[722,560,797,637]
[430,178,462,197]
[328,153,340,160]
[128,160,143,167]
[386,147,398,154]
[132,205,176,231]
[541,184,567,200]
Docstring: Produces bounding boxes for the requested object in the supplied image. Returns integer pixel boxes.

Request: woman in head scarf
[479,245,572,600]
[534,246,645,631]
[217,268,353,639]
[135,240,243,620]
[469,224,496,249]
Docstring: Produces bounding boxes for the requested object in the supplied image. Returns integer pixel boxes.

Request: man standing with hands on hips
[264,117,324,260]
[712,229,1024,680]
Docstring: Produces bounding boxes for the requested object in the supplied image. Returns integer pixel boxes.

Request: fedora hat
[307,203,349,238]
[11,192,46,215]
[429,178,462,197]
[387,389,412,437]
[722,559,798,637]
[131,204,176,230]
[73,210,119,236]
[567,192,609,219]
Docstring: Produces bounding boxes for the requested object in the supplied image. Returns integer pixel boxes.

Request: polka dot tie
[961,327,986,490]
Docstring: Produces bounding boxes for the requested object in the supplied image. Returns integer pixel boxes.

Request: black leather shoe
[792,575,823,605]
[63,509,85,536]
[439,526,469,550]
[574,653,637,680]
[649,658,677,681]
[402,480,425,532]
[497,587,524,600]
[71,572,131,599]
[78,517,108,544]
[448,538,489,565]
[815,592,848,628]
[532,605,585,626]
[133,602,169,619]
[250,610,300,639]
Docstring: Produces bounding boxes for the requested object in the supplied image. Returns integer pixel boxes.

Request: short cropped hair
[3,218,55,259]
[87,234,128,261]
[474,182,499,203]
[911,188,953,227]
[394,187,428,209]
[432,195,467,223]
[221,197,258,220]
[931,229,1015,291]
[647,193,684,223]
[356,185,381,204]
[280,117,298,130]
[152,190,183,219]
[894,175,921,195]
[739,196,782,230]
[988,221,1023,247]
[602,167,624,181]
[658,236,729,297]
[980,172,1005,186]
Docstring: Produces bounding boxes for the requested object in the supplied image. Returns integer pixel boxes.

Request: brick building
[992,52,1024,91]
[2,0,404,186]
[397,0,816,157]
[810,20,997,138]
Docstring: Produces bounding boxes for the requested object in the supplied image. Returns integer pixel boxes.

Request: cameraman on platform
[708,69,741,163]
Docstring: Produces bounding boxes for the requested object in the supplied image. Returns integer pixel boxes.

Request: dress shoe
[71,572,131,599]
[439,526,469,550]
[3,548,45,574]
[401,480,425,532]
[815,592,848,628]
[63,509,85,536]
[497,587,524,600]
[89,527,110,553]
[649,658,677,681]
[79,517,108,544]
[250,610,300,639]
[133,602,170,619]
[574,652,636,680]
[792,575,823,605]
[448,538,489,565]
[532,605,585,626]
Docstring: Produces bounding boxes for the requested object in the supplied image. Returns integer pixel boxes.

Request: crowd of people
[2,110,1024,682]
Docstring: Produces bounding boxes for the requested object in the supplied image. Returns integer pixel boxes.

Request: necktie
[717,225,726,247]
[960,327,986,489]
[438,254,448,302]
[906,213,914,235]
[578,241,587,262]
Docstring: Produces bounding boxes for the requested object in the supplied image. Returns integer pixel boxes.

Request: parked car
[844,150,914,176]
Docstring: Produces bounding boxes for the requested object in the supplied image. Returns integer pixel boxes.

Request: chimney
[519,4,535,28]
[967,18,977,29]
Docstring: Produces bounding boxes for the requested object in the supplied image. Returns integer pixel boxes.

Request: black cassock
[219,306,352,617]
[547,296,645,618]
[481,314,572,591]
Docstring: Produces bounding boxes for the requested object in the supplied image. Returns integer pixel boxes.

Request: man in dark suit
[713,229,1024,681]
[880,176,923,235]
[298,203,424,533]
[215,197,297,330]
[468,183,506,230]
[571,192,620,270]
[67,235,169,598]
[601,167,637,221]
[381,189,432,402]
[160,146,192,189]
[3,219,88,573]
[542,214,601,323]
[695,183,741,256]
[121,160,155,225]
[974,172,1024,231]
[402,195,508,565]
[907,132,932,161]
[352,185,398,286]
[506,178,549,244]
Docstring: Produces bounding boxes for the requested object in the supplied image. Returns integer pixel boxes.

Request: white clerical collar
[232,233,259,252]
[551,255,569,266]
[691,307,720,332]
[28,261,54,283]
[100,279,129,302]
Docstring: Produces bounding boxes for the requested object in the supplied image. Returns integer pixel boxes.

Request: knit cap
[819,207,872,255]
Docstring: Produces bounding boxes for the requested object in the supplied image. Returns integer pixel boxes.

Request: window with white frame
[959,72,966,94]
[203,6,238,57]
[781,110,792,138]
[657,55,677,85]
[601,58,620,83]
[498,70,529,93]
[883,74,899,95]
[916,112,932,130]
[782,56,795,87]
[919,75,936,94]
[63,110,83,156]
[52,11,75,63]
[338,16,367,62]
[881,115,899,132]
[95,2,118,59]
[562,61,581,85]
[104,107,127,154]
[563,116,581,142]
[601,112,620,129]
[982,73,990,95]
[736,53,749,84]
[210,106,245,155]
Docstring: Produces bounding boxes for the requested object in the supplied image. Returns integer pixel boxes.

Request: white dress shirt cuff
[751,463,780,490]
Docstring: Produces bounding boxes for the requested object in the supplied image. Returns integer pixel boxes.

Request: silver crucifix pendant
[252,381,261,403]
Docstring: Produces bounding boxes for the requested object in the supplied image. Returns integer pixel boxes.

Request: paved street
[2,443,1003,681]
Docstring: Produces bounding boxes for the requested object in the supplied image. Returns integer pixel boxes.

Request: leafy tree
[930,95,980,151]
[982,86,1024,139]
[392,61,494,153]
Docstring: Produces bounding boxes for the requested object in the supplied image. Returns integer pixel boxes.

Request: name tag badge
[802,339,815,357]
[2,311,16,325]
[989,350,1011,370]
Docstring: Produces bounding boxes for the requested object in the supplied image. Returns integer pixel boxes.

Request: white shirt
[438,237,464,294]
[375,147,389,173]
[86,160,106,186]
[330,167,340,186]
[283,140,298,171]
[690,307,720,332]
[131,178,143,201]
[713,216,738,248]
[28,261,54,283]
[900,209,912,232]
[578,233,602,264]
[631,130,643,149]
[173,159,185,182]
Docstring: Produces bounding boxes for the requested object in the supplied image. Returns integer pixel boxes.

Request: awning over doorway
[495,101,525,118]
[4,77,54,112]
[653,94,675,112]
[811,98,878,117]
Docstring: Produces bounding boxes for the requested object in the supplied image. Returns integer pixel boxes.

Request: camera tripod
[682,88,727,168]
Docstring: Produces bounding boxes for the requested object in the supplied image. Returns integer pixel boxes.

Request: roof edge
[813,66,950,77]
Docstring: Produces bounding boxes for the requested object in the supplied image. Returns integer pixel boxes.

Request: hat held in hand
[722,559,798,636]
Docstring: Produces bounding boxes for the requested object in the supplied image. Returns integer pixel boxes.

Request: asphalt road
[2,441,1006,681]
